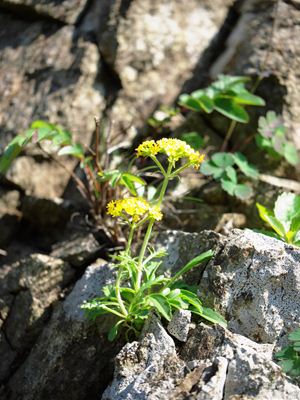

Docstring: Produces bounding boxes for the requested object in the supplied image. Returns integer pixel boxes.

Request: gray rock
[103,322,300,399]
[0,188,20,247]
[0,0,88,24]
[51,233,101,268]
[167,309,191,342]
[0,254,74,381]
[4,260,123,400]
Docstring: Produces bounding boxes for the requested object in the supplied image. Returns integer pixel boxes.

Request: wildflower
[107,197,163,222]
[136,140,160,157]
[136,138,205,169]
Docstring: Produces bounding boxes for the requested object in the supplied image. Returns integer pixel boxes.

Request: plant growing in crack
[81,138,226,341]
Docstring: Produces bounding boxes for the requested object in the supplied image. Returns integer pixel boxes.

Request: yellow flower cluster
[136,138,205,169]
[107,197,163,222]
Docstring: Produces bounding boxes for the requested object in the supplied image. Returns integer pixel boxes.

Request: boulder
[0,188,21,247]
[0,254,74,382]
[103,320,300,399]
[3,260,124,400]
[0,0,89,24]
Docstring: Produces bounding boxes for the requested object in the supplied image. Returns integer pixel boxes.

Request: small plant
[179,75,265,124]
[256,192,300,246]
[81,138,226,341]
[200,151,258,199]
[147,106,179,130]
[276,328,300,377]
[0,119,143,240]
[256,111,299,166]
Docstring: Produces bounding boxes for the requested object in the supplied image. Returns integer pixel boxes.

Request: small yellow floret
[136,140,160,157]
[107,197,163,222]
[136,138,205,169]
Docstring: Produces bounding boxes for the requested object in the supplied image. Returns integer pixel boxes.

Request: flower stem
[115,270,128,317]
[135,163,172,290]
[125,224,135,254]
[221,120,237,152]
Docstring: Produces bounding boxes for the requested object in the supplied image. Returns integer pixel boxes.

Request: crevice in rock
[283,0,300,10]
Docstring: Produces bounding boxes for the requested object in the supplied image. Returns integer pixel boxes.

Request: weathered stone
[5,260,123,400]
[51,232,101,268]
[0,0,88,24]
[160,229,300,346]
[0,188,21,247]
[167,310,191,342]
[210,0,300,150]
[0,13,104,197]
[103,322,300,399]
[0,254,74,382]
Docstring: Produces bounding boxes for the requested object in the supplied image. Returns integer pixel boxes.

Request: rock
[4,260,124,400]
[0,13,104,197]
[103,322,300,399]
[83,0,234,142]
[210,0,300,150]
[160,229,300,346]
[0,0,89,24]
[0,254,74,382]
[0,188,21,247]
[167,309,191,342]
[51,232,101,268]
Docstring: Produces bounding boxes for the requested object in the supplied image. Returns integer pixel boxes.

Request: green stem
[135,162,172,290]
[150,155,166,176]
[170,162,190,178]
[125,224,135,254]
[115,270,128,317]
[221,120,237,152]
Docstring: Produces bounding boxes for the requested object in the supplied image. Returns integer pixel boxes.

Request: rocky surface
[103,319,300,400]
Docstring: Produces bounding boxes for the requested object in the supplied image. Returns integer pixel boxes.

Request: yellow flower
[148,205,163,221]
[136,138,205,169]
[107,197,163,222]
[136,140,160,157]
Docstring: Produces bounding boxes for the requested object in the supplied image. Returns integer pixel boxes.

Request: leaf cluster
[256,111,298,166]
[276,328,300,377]
[98,170,146,197]
[179,75,265,123]
[200,152,258,199]
[256,192,300,246]
[81,249,226,341]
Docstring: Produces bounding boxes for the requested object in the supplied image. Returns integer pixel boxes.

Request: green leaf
[225,166,237,183]
[191,91,214,113]
[179,289,203,314]
[0,135,29,173]
[289,328,300,342]
[283,142,299,166]
[234,184,253,200]
[178,94,202,112]
[231,91,265,106]
[167,250,213,287]
[108,320,124,341]
[233,152,259,178]
[57,144,84,159]
[147,294,172,321]
[221,178,236,196]
[200,161,223,179]
[181,132,205,150]
[200,307,227,328]
[214,97,249,123]
[274,192,300,231]
[211,152,235,168]
[120,173,146,196]
[256,203,287,238]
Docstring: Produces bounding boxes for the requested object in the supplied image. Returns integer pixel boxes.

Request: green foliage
[256,111,299,166]
[276,328,300,377]
[98,170,146,197]
[147,106,179,129]
[82,249,226,341]
[180,132,205,150]
[256,192,300,246]
[179,75,265,123]
[200,151,258,199]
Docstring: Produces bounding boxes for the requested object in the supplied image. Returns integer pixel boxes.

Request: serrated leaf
[221,178,236,196]
[234,184,253,200]
[214,97,249,123]
[283,142,299,166]
[233,152,259,178]
[200,161,223,179]
[211,152,235,168]
[256,203,286,238]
